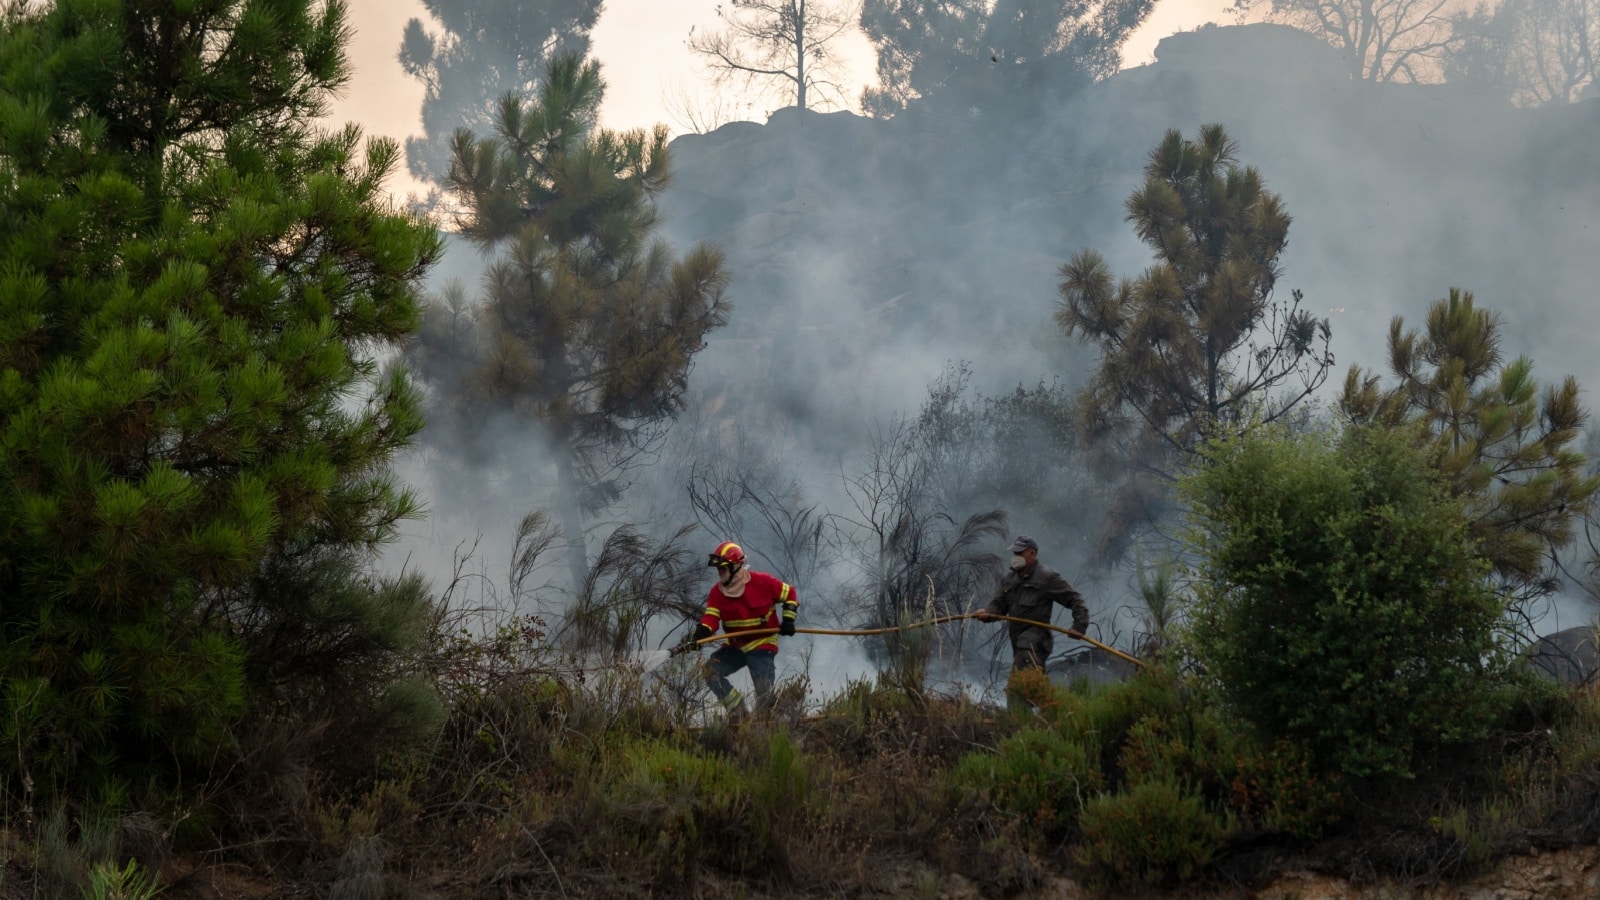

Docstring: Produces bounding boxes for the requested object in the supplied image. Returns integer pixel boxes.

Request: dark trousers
[705,646,776,712]
[1011,635,1052,672]
[1006,631,1052,714]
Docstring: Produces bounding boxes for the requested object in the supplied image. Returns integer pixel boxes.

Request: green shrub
[1548,685,1600,775]
[821,676,920,723]
[1427,797,1518,870]
[751,729,811,824]
[1116,716,1193,786]
[1074,776,1229,890]
[581,735,811,884]
[1086,679,1342,840]
[611,740,742,807]
[1181,423,1517,779]
[1044,664,1185,780]
[29,803,129,898]
[85,858,163,900]
[949,727,1102,834]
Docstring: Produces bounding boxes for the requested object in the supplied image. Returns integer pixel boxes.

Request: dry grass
[7,630,1600,899]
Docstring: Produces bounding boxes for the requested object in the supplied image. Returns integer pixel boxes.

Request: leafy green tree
[1056,125,1332,561]
[399,0,603,185]
[1181,423,1517,779]
[688,0,858,111]
[1339,289,1598,610]
[0,0,441,802]
[408,55,730,592]
[859,0,1156,117]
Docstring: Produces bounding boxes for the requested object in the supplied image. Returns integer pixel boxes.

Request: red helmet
[708,541,745,569]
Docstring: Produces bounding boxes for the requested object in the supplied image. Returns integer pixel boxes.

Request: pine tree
[0,0,440,803]
[1056,125,1333,562]
[1340,289,1598,607]
[408,55,730,592]
[399,0,603,185]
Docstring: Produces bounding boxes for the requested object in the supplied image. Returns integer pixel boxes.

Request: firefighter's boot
[720,687,748,722]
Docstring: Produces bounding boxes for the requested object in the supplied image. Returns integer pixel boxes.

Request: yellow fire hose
[676,612,1147,670]
[983,613,1148,670]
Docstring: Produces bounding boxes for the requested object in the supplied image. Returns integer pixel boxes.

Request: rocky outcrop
[1525,625,1600,687]
[1253,845,1600,900]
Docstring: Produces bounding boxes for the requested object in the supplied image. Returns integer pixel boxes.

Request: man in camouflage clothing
[974,534,1089,713]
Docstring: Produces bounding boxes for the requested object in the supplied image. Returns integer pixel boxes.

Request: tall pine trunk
[550,427,589,595]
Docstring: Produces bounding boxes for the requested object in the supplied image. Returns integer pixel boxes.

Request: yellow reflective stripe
[704,607,722,620]
[725,617,765,628]
[743,636,779,651]
[779,583,792,603]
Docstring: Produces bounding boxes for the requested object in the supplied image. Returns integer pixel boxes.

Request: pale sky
[327,0,1235,199]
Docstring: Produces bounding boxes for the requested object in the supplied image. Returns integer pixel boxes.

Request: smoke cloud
[378,15,1600,704]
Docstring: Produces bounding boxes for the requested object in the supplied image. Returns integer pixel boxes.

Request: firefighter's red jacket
[698,571,796,654]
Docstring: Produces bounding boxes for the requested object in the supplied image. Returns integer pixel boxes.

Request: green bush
[1219,735,1343,839]
[1074,666,1182,733]
[1074,776,1229,889]
[1180,423,1517,779]
[949,726,1102,834]
[598,740,746,883]
[750,729,811,826]
[577,731,817,885]
[85,858,163,900]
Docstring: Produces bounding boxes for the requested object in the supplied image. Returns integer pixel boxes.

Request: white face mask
[1009,554,1026,570]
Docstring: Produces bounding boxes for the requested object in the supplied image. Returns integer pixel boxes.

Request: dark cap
[1009,535,1038,554]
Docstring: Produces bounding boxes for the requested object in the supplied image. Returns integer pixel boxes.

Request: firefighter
[680,541,799,718]
[973,534,1088,713]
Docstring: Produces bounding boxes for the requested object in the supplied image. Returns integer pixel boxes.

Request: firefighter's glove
[779,603,798,636]
[675,623,713,655]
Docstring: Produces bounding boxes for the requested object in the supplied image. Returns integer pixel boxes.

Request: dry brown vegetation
[7,628,1599,899]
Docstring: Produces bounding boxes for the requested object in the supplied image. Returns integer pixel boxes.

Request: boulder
[1524,625,1600,687]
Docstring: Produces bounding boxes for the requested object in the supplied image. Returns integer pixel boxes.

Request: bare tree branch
[1234,0,1474,81]
[688,0,860,110]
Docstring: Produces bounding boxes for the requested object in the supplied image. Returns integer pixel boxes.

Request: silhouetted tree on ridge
[399,0,603,185]
[1447,0,1599,105]
[860,0,1156,118]
[688,0,858,112]
[1232,0,1470,82]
